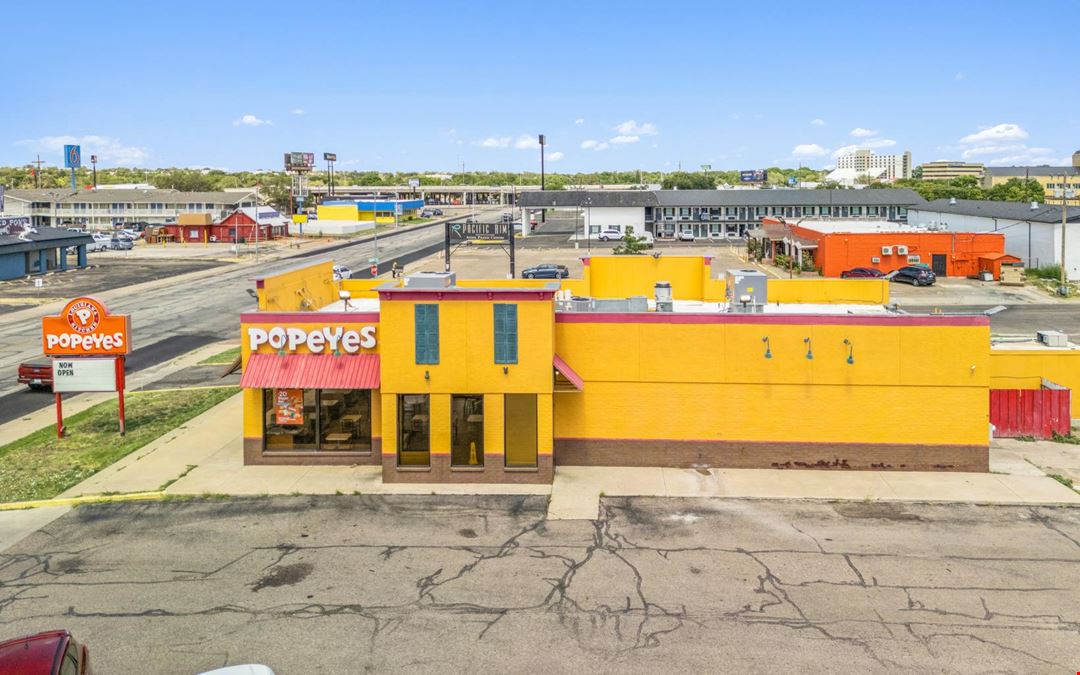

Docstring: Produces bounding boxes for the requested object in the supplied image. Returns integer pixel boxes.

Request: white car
[88,233,111,252]
[333,264,352,281]
[676,231,695,241]
[596,229,624,242]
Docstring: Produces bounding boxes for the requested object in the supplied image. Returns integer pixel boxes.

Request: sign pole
[509,224,516,278]
[116,356,126,435]
[55,392,63,439]
[444,221,452,272]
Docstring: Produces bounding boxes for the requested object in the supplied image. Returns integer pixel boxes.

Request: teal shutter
[494,304,518,364]
[414,304,439,364]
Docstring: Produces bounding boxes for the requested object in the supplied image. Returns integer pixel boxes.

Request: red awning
[553,353,584,391]
[241,353,380,389]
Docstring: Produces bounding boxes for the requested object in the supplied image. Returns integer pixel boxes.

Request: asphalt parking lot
[1,496,1077,674]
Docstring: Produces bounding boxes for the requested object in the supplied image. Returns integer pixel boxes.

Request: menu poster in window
[274,388,304,426]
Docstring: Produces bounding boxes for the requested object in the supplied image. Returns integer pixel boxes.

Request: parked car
[676,230,695,241]
[840,267,885,279]
[431,208,444,216]
[109,236,134,250]
[117,228,143,239]
[630,230,655,247]
[0,629,91,674]
[17,358,52,391]
[333,264,352,281]
[889,265,936,286]
[88,233,111,252]
[420,210,434,218]
[597,229,624,241]
[65,227,85,234]
[521,263,569,279]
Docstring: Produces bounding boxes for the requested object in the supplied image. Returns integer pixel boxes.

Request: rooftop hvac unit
[569,297,593,312]
[896,245,909,255]
[628,296,649,312]
[724,269,767,313]
[403,271,456,288]
[654,281,673,304]
[881,246,893,255]
[1037,330,1067,348]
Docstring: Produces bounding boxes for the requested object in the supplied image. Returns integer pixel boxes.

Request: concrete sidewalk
[44,391,1080,519]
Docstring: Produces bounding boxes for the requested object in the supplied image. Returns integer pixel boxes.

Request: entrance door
[932,254,947,277]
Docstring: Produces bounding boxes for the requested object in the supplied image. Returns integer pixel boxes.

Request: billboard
[739,169,767,183]
[323,152,337,162]
[284,152,315,172]
[448,220,510,242]
[64,145,82,169]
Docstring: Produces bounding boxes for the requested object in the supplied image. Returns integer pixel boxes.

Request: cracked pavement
[0,496,1077,673]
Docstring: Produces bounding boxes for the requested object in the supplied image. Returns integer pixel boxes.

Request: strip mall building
[239,257,1080,483]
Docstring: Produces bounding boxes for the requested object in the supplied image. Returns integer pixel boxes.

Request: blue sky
[2,0,1078,173]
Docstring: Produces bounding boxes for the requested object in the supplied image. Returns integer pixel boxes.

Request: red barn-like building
[164,208,290,244]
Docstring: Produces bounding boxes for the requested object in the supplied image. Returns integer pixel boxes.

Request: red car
[839,267,884,279]
[17,358,53,390]
[0,630,91,674]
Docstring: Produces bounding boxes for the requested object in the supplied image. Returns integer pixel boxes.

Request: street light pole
[254,182,260,263]
[1058,173,1074,296]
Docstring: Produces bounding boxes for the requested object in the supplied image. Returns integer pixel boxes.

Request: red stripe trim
[242,312,380,323]
[554,436,986,448]
[554,312,988,326]
[379,290,556,301]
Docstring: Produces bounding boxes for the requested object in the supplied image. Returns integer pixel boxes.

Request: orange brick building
[761,218,1018,278]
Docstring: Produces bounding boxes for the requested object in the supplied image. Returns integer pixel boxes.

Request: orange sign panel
[42,297,132,356]
[274,388,305,425]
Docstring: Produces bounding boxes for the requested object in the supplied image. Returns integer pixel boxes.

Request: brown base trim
[244,437,383,466]
[554,438,988,473]
[381,453,553,483]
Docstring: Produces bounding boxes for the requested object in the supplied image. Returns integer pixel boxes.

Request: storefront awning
[241,353,380,389]
[553,354,584,391]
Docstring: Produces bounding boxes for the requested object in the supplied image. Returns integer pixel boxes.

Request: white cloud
[514,134,539,150]
[830,138,897,158]
[613,120,657,136]
[580,139,609,151]
[850,127,877,138]
[574,118,585,125]
[792,143,829,158]
[960,144,1025,159]
[290,108,305,115]
[810,118,825,126]
[16,134,150,166]
[478,136,511,148]
[548,151,564,161]
[959,123,1028,144]
[610,135,640,145]
[234,113,271,127]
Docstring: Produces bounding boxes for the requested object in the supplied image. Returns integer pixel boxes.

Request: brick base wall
[554,438,989,473]
[243,437,383,466]
[381,453,553,484]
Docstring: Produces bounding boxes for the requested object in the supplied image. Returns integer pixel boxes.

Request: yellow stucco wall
[990,349,1080,416]
[767,279,890,305]
[257,261,339,312]
[553,319,990,446]
[586,255,711,299]
[317,204,358,221]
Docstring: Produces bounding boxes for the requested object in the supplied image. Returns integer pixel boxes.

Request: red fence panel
[990,388,1071,439]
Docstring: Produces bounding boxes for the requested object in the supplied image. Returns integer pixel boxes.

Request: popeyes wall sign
[42,297,132,356]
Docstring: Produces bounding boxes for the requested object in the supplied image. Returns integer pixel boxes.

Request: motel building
[239,257,1080,483]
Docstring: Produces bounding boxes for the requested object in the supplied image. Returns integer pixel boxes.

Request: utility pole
[33,155,44,188]
[539,134,546,223]
[1057,173,1074,296]
[91,155,98,190]
[254,182,261,263]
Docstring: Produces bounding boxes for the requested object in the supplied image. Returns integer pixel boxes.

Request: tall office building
[835,149,912,181]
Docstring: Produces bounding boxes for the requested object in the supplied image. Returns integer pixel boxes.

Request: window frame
[493,304,518,365]
[414,304,440,365]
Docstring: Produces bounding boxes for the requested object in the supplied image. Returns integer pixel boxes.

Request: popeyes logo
[42,297,132,356]
[248,325,376,354]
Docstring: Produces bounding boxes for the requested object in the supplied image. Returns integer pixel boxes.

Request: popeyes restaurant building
[240,258,1080,484]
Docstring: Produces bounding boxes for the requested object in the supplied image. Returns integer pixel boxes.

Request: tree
[612,227,649,255]
[986,178,1045,203]
[661,172,716,190]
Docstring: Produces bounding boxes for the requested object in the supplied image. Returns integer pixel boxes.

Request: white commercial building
[835,149,912,182]
[0,188,256,231]
[908,198,1080,280]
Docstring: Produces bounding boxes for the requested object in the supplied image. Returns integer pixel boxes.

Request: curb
[0,491,166,511]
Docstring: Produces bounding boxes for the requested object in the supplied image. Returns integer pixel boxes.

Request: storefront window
[504,394,537,468]
[263,388,372,452]
[264,388,318,451]
[319,389,372,451]
[451,395,484,466]
[398,394,430,466]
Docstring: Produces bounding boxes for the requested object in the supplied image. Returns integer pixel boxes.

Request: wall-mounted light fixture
[761,336,772,359]
[424,370,430,381]
[503,366,509,375]
[843,338,854,365]
[804,337,814,360]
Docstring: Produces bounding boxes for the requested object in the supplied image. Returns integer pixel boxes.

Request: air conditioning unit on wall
[871,256,881,264]
[881,246,893,255]
[896,245,909,255]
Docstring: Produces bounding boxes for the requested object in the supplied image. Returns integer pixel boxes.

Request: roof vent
[1030,201,1039,210]
[949,197,956,205]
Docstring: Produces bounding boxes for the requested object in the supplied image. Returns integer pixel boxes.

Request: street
[0,496,1076,674]
[0,210,504,420]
